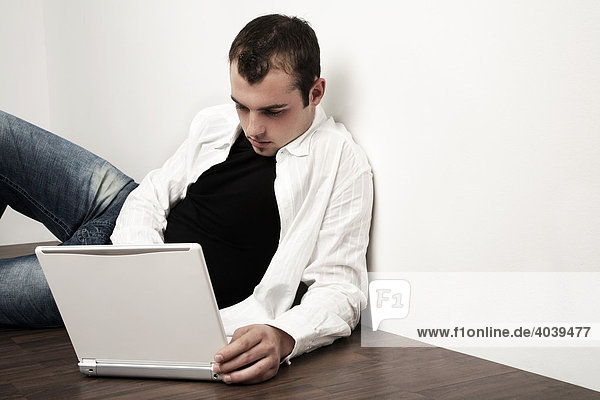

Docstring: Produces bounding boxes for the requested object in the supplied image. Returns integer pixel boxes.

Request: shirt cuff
[266,308,318,362]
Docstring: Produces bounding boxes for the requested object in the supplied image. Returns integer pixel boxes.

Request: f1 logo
[369,280,411,331]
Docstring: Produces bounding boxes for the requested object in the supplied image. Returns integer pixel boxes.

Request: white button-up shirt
[111,104,373,359]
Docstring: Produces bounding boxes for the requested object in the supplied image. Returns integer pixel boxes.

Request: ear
[309,78,326,106]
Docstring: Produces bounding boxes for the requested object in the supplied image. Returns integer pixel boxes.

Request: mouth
[247,136,271,148]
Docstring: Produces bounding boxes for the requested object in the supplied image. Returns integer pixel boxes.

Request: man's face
[230,62,323,157]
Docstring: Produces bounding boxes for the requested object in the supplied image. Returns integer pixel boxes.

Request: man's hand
[213,324,295,384]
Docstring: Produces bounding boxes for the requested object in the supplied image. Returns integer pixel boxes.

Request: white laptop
[35,243,228,381]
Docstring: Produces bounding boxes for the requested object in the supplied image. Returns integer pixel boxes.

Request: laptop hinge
[78,359,221,381]
[79,359,98,376]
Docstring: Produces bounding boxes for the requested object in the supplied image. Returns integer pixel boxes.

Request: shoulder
[310,112,372,176]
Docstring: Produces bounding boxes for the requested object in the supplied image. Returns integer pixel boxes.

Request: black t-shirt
[163,133,280,308]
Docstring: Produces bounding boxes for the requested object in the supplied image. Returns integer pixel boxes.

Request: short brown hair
[229,14,320,106]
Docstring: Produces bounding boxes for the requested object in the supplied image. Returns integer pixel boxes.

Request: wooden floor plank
[418,369,600,400]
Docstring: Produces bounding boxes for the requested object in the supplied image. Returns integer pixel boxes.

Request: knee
[88,159,135,205]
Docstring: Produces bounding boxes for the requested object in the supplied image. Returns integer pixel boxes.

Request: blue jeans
[0,110,138,328]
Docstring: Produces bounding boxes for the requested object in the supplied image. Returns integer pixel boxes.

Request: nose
[245,112,265,137]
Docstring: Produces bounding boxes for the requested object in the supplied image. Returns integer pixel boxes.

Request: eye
[264,110,284,118]
[235,104,248,112]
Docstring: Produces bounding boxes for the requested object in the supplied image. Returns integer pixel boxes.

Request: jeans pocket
[71,222,114,245]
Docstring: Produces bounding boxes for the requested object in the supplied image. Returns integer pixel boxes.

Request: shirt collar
[214,104,328,157]
[278,105,327,158]
[213,106,243,150]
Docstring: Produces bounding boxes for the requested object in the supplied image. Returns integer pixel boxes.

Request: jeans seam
[88,221,115,227]
[0,174,71,237]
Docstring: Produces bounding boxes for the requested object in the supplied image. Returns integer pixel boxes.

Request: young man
[0,15,373,384]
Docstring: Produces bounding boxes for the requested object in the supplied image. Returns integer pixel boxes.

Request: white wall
[360,1,600,275]
[1,0,599,392]
[0,0,56,244]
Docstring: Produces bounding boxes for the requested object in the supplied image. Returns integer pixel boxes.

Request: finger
[215,328,261,363]
[231,325,252,341]
[222,356,279,384]
[217,338,270,374]
[216,325,250,357]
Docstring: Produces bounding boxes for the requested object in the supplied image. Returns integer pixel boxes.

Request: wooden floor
[0,241,60,259]
[1,243,599,399]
